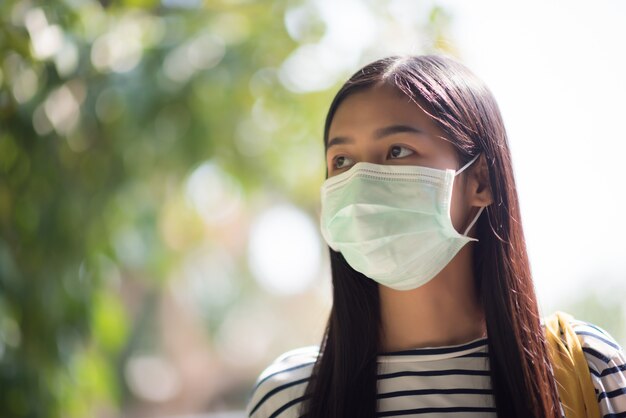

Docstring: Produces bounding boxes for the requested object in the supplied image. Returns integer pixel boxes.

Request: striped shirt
[246,319,626,418]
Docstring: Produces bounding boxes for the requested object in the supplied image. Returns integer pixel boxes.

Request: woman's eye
[388,145,415,159]
[333,155,354,170]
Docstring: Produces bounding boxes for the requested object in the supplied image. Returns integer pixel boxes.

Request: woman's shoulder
[542,313,623,361]
[246,345,319,418]
[568,317,624,364]
[567,317,626,414]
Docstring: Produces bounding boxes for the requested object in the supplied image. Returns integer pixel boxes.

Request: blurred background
[0,0,624,417]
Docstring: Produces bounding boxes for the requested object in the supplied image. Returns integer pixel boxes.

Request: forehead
[328,83,444,138]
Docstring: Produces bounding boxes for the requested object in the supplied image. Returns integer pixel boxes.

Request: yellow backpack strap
[544,311,602,418]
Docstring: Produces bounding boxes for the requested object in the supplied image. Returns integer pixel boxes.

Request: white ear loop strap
[455,153,481,176]
[463,206,485,236]
[456,153,485,236]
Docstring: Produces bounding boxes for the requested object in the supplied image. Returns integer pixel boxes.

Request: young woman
[245,54,626,418]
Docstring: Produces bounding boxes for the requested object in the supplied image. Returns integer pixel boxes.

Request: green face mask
[319,154,484,291]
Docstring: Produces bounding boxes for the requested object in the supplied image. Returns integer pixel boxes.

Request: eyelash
[332,145,416,170]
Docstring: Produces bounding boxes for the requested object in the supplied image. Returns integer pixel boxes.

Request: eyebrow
[326,124,426,150]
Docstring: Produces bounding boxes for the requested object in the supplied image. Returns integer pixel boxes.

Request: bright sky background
[435,0,626,312]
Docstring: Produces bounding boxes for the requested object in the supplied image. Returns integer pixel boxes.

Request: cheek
[449,179,469,234]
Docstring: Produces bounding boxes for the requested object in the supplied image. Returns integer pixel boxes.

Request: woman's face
[326,82,478,235]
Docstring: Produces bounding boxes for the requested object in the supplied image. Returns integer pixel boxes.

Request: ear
[466,153,493,207]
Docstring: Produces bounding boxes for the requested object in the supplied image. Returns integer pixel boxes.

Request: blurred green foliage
[0,0,330,416]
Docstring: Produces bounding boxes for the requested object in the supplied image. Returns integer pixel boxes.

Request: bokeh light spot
[91,21,143,73]
[185,161,242,225]
[247,204,321,295]
[124,354,180,402]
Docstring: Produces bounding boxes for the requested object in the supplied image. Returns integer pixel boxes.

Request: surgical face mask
[319,154,484,291]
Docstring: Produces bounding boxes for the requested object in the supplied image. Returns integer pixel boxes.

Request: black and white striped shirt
[246,319,626,418]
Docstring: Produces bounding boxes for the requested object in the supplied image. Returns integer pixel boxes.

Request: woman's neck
[378,245,486,352]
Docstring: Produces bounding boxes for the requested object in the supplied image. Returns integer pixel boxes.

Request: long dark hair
[301,55,561,418]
